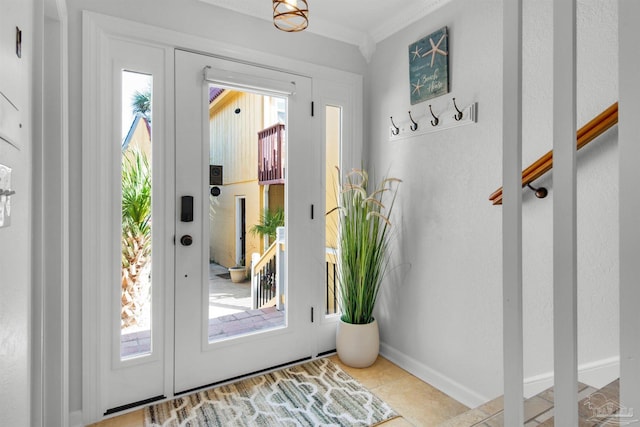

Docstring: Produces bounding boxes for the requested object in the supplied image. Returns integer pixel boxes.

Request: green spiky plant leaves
[121,149,152,328]
[131,88,152,122]
[250,207,285,243]
[328,168,401,325]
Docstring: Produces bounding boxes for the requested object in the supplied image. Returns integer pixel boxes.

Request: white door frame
[81,11,363,424]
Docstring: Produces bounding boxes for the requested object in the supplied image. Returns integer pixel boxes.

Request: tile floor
[442,378,622,427]
[88,355,469,427]
[90,349,624,427]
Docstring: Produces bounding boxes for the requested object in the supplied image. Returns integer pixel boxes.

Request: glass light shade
[273,0,309,32]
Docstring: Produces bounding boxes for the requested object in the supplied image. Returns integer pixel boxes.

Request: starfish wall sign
[408,27,449,104]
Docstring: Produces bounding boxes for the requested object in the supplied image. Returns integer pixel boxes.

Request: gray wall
[0,0,35,425]
[367,0,619,403]
[64,0,367,414]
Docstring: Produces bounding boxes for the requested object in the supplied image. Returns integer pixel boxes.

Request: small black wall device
[210,165,223,186]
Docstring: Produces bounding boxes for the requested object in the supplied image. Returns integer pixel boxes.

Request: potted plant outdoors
[228,257,248,283]
[328,168,401,368]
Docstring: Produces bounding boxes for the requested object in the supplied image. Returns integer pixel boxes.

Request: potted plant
[228,257,248,283]
[328,168,401,368]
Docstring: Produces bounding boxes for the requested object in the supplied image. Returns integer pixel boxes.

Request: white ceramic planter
[336,318,379,368]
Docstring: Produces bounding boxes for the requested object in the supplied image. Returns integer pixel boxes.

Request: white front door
[173,50,318,394]
[83,16,361,420]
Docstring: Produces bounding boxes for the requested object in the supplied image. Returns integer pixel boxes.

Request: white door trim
[35,1,70,426]
[82,11,363,87]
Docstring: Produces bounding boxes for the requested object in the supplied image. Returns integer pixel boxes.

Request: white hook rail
[389,101,477,141]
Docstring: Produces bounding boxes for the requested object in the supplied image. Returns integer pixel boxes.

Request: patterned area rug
[145,358,398,426]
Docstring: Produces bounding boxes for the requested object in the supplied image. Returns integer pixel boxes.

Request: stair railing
[489,102,618,205]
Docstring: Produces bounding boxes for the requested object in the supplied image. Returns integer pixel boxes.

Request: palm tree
[131,88,151,122]
[250,207,285,246]
[121,149,152,328]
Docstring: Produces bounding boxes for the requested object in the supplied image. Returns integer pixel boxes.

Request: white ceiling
[199,0,452,60]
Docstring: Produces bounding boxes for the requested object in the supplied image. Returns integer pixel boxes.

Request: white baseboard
[380,343,620,408]
[523,356,620,398]
[69,410,83,427]
[379,342,489,408]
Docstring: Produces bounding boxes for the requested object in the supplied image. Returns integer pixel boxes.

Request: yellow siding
[125,118,151,158]
[208,90,270,268]
[209,91,263,183]
[325,106,341,250]
[208,181,261,269]
[268,184,284,211]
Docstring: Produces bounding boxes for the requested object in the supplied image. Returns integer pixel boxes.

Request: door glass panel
[207,87,287,342]
[325,105,341,315]
[120,70,153,359]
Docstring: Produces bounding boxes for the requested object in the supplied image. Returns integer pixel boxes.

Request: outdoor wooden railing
[258,123,285,185]
[251,227,285,310]
[251,240,278,309]
[489,102,619,205]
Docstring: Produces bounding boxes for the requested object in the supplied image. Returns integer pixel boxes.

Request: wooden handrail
[489,102,619,205]
[252,239,279,273]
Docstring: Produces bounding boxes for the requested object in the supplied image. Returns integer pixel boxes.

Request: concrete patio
[120,262,285,358]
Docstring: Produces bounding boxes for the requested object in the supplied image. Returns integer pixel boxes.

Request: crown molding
[198,0,270,24]
[369,0,453,43]
[197,0,452,61]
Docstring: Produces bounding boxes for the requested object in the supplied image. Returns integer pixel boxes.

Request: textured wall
[0,0,34,425]
[367,0,619,404]
[63,0,621,413]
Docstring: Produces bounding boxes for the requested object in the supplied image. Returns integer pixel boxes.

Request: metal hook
[526,182,548,199]
[408,111,418,131]
[428,105,439,126]
[452,97,464,121]
[390,116,400,135]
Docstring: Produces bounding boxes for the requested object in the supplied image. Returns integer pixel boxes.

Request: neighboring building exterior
[121,112,151,156]
[208,88,285,268]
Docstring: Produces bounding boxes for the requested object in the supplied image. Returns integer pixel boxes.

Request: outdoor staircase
[440,378,623,426]
[250,227,285,310]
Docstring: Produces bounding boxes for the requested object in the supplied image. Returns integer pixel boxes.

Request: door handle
[180,235,193,246]
[181,196,194,222]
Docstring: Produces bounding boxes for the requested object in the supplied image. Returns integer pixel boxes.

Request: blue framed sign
[409,26,449,104]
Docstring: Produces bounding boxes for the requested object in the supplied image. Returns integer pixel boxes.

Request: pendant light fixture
[273,0,309,32]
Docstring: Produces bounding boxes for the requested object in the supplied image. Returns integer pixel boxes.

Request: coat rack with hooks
[389,98,477,141]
